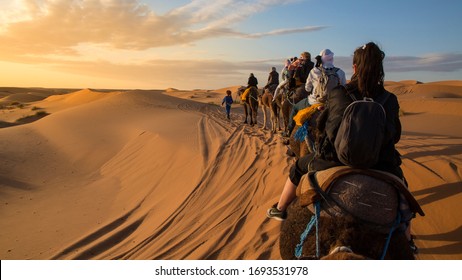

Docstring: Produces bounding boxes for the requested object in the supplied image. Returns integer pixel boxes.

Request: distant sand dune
[0,81,461,260]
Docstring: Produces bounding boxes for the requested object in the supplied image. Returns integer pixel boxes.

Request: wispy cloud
[323,54,462,79]
[0,0,320,58]
[1,0,460,89]
[385,54,462,72]
[45,53,462,89]
[170,0,300,30]
[259,26,328,38]
[37,56,277,89]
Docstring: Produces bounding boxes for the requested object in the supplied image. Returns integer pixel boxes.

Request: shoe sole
[266,209,286,221]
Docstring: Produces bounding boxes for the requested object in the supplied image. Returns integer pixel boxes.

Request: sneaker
[409,239,419,255]
[266,204,287,221]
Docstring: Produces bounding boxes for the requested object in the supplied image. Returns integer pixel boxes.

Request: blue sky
[0,0,461,89]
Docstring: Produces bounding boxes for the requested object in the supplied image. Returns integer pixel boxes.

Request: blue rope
[294,215,315,258]
[294,122,309,142]
[380,212,401,260]
[295,201,321,259]
[295,200,401,260]
[294,121,316,153]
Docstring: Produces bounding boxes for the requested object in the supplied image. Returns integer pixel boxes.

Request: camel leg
[249,102,256,126]
[248,106,254,126]
[282,101,292,134]
[271,103,279,132]
[253,107,258,126]
[261,106,268,130]
[276,105,282,131]
[270,107,277,133]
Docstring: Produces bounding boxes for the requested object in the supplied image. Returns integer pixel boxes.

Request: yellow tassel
[293,103,322,126]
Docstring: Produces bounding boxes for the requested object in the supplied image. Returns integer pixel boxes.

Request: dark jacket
[247,76,258,88]
[266,70,279,87]
[315,84,403,177]
[296,60,314,84]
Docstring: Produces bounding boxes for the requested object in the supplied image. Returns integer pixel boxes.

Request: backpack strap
[331,67,339,74]
[332,67,341,86]
[374,91,390,105]
[342,85,358,102]
[344,86,390,104]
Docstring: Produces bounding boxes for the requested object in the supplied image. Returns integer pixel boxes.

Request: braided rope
[295,201,321,259]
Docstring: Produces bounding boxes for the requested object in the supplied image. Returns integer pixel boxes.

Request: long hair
[349,42,385,98]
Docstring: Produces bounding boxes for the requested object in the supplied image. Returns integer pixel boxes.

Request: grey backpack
[334,90,390,168]
[313,67,340,103]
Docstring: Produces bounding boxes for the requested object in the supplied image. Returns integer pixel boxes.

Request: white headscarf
[320,49,334,68]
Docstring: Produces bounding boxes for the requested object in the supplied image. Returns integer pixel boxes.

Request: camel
[287,108,322,158]
[274,84,308,135]
[279,167,424,260]
[279,202,414,260]
[273,85,295,134]
[238,86,259,126]
[288,125,310,158]
[259,84,281,132]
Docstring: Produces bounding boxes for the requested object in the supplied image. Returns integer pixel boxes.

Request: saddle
[265,84,278,95]
[296,166,424,230]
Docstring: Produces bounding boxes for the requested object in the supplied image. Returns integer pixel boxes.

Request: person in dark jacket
[267,42,406,223]
[247,73,258,88]
[295,51,314,85]
[264,67,279,89]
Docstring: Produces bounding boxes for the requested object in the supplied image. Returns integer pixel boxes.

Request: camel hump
[297,166,424,227]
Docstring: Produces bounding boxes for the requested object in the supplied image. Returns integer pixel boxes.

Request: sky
[0,0,461,90]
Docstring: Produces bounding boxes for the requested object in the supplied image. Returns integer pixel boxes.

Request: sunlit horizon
[1,0,461,90]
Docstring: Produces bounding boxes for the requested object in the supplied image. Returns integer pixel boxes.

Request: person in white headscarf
[319,48,335,68]
[281,49,347,138]
[305,49,347,105]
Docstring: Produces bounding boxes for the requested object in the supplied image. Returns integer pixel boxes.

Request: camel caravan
[236,65,303,133]
[236,45,425,260]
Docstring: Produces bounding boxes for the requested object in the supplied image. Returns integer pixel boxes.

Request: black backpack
[334,90,390,168]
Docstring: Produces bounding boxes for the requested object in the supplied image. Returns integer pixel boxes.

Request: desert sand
[0,80,461,260]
